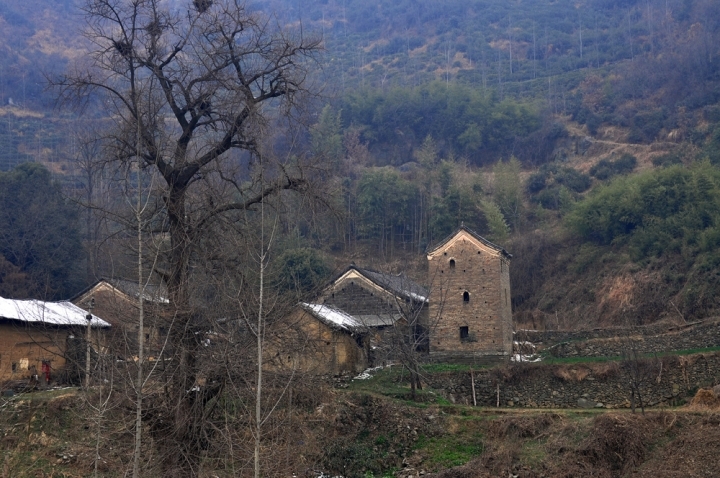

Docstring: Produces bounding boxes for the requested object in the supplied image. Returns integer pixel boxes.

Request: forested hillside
[1,0,720,328]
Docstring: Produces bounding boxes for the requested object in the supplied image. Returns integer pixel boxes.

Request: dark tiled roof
[107,278,169,303]
[426,224,512,259]
[70,278,168,304]
[353,313,403,327]
[350,266,428,303]
[300,303,401,330]
[300,303,364,331]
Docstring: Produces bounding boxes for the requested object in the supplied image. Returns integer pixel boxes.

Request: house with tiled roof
[317,265,430,362]
[427,224,513,363]
[266,303,370,375]
[71,278,170,358]
[0,296,110,384]
[290,225,513,372]
[276,225,512,373]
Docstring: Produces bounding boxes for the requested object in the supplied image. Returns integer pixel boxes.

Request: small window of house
[463,291,470,303]
[449,259,456,270]
[459,326,469,339]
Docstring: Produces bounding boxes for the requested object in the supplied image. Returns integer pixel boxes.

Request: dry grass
[581,414,650,473]
[553,365,590,382]
[589,361,620,379]
[689,388,720,409]
[485,414,560,440]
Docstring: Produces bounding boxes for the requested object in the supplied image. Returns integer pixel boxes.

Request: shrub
[652,152,683,167]
[568,163,720,261]
[527,163,591,210]
[589,154,637,180]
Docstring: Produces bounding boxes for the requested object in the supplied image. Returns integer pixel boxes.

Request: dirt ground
[3,387,720,477]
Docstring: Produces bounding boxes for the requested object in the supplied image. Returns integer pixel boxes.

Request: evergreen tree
[0,162,83,299]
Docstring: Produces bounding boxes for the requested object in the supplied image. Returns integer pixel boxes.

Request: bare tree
[619,334,660,415]
[54,0,323,476]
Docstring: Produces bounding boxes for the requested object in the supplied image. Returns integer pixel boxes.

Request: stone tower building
[426,225,512,364]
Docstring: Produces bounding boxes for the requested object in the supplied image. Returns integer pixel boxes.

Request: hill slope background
[0,0,720,329]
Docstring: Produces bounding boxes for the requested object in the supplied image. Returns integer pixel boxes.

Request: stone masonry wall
[427,351,720,409]
[324,282,398,317]
[430,239,507,359]
[517,319,720,358]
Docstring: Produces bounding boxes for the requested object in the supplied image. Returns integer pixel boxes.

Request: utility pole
[84,297,95,388]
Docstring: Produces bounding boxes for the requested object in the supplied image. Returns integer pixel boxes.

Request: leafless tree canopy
[56,0,322,300]
[54,1,324,476]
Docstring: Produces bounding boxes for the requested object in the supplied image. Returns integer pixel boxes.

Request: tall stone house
[426,225,513,364]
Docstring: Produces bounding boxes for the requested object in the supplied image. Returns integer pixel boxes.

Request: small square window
[459,326,469,339]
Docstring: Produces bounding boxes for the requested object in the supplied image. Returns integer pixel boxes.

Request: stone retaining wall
[516,319,720,358]
[427,352,720,409]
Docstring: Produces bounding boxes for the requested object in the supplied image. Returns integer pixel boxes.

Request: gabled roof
[71,278,169,304]
[0,296,111,328]
[300,302,402,331]
[328,265,428,303]
[300,303,365,331]
[426,224,512,259]
[352,314,403,327]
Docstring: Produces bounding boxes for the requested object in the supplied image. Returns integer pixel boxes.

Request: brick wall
[0,322,78,383]
[73,284,167,358]
[323,281,398,317]
[428,234,512,362]
[270,309,367,375]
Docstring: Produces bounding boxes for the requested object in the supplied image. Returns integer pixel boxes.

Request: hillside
[0,0,720,330]
[3,373,720,477]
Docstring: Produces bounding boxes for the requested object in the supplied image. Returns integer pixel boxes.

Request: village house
[282,226,514,374]
[0,296,110,385]
[72,278,169,358]
[318,265,429,363]
[427,225,513,364]
[267,303,370,375]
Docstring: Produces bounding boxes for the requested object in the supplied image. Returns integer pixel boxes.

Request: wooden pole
[470,368,477,407]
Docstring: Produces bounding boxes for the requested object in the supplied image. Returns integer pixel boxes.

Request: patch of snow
[511,354,542,363]
[0,297,110,328]
[313,472,344,478]
[408,292,428,303]
[352,364,391,380]
[301,303,363,330]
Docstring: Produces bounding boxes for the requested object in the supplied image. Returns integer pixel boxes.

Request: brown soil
[4,384,720,477]
[423,410,720,478]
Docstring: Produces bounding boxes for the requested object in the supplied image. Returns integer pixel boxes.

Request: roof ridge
[426,224,512,259]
